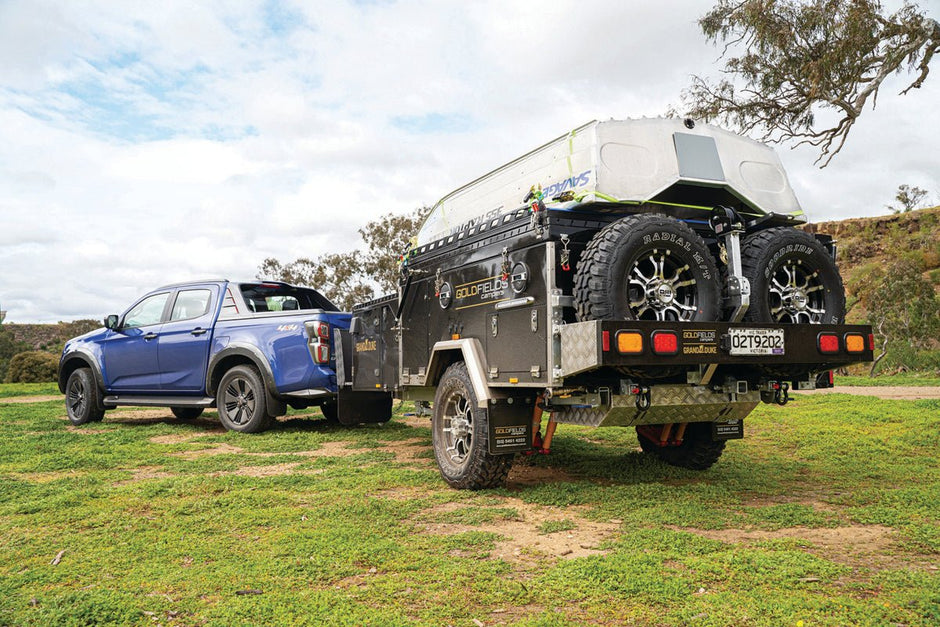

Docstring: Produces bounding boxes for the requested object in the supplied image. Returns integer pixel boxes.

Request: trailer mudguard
[426,338,493,409]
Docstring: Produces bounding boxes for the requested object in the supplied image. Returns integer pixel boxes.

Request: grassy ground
[0,385,937,626]
[836,374,940,387]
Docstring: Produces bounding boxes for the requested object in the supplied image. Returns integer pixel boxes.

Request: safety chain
[500,247,510,281]
[525,184,547,238]
[559,233,571,271]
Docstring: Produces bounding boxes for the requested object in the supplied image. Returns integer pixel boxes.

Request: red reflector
[818,333,839,354]
[868,333,875,351]
[602,330,610,352]
[652,331,678,355]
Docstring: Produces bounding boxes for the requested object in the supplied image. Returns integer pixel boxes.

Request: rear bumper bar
[557,320,873,377]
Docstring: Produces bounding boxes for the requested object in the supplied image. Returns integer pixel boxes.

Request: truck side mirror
[104,314,120,330]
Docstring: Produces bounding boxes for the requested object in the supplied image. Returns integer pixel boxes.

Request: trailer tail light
[314,321,330,340]
[602,331,610,352]
[844,333,866,354]
[817,333,840,354]
[616,331,643,354]
[868,333,875,351]
[651,331,678,355]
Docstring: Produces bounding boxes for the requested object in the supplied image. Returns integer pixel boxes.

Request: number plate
[729,328,785,356]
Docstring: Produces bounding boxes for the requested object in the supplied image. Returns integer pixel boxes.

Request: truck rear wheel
[574,213,720,323]
[741,228,845,325]
[636,423,725,470]
[217,365,273,433]
[432,362,514,490]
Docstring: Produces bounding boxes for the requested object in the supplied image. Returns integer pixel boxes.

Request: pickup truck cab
[58,279,350,432]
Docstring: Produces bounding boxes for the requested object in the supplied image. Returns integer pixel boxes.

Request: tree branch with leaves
[683,0,940,166]
[257,205,430,310]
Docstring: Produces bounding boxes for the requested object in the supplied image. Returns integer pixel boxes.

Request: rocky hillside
[804,205,940,323]
[2,320,100,353]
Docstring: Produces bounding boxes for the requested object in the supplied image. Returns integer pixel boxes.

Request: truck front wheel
[432,363,514,490]
[65,367,105,425]
[217,365,273,433]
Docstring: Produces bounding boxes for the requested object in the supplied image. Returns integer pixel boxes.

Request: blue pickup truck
[58,279,391,432]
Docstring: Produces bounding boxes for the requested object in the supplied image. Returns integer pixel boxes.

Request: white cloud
[0,0,938,322]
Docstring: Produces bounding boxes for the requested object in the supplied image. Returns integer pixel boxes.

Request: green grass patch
[837,374,940,387]
[537,519,577,534]
[1,394,938,625]
[0,381,59,397]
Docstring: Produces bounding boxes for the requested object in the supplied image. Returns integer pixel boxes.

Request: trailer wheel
[432,362,514,490]
[217,365,273,433]
[635,423,725,470]
[65,367,105,425]
[171,407,203,420]
[741,228,845,325]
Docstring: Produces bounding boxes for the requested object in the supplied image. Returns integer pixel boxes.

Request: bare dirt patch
[150,431,220,445]
[113,466,177,485]
[211,462,304,478]
[417,498,617,563]
[1,395,61,404]
[398,414,431,430]
[507,463,577,487]
[169,442,246,459]
[169,440,361,461]
[797,386,940,400]
[20,470,88,483]
[379,438,431,465]
[678,524,937,572]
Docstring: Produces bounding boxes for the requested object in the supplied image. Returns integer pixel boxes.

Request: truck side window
[221,288,239,316]
[124,293,170,329]
[170,289,211,322]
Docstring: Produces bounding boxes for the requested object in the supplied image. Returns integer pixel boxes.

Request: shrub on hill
[4,351,59,383]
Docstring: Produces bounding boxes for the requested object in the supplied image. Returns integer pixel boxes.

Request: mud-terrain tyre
[217,365,274,433]
[574,213,720,323]
[432,363,514,490]
[65,367,105,425]
[319,401,339,423]
[741,228,845,325]
[636,423,726,470]
[171,407,203,420]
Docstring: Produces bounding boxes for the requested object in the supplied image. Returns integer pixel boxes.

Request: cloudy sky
[2,0,939,323]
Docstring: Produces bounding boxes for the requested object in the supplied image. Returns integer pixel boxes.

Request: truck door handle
[143,332,158,340]
[191,328,208,336]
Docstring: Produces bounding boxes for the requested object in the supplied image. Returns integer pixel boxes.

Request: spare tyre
[740,227,845,325]
[574,213,720,323]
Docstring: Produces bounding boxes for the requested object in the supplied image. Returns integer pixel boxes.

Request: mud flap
[336,389,392,426]
[487,398,534,455]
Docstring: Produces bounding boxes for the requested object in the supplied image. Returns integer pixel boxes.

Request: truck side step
[103,396,215,408]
